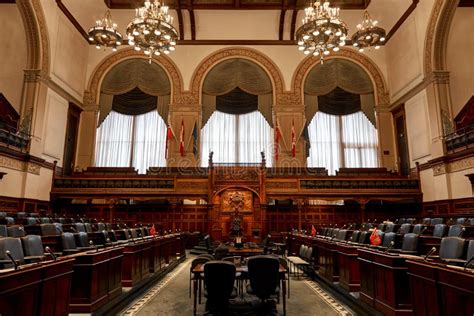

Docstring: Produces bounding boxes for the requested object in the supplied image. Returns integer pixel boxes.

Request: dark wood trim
[55,0,89,43]
[0,195,50,213]
[177,39,296,45]
[290,9,297,41]
[385,0,419,43]
[423,196,474,217]
[0,0,16,3]
[189,9,196,40]
[459,0,474,7]
[278,9,286,40]
[415,147,474,172]
[177,8,185,40]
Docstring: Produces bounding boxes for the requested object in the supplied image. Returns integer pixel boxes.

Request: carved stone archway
[424,0,460,74]
[85,48,185,107]
[189,47,286,104]
[292,48,390,107]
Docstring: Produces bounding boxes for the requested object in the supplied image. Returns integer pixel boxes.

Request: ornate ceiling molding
[189,47,286,104]
[292,48,390,106]
[424,0,460,75]
[17,0,50,73]
[85,48,185,107]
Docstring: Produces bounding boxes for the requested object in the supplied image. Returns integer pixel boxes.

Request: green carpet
[120,257,354,316]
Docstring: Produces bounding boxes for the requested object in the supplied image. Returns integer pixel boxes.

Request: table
[228,246,264,257]
[191,263,287,316]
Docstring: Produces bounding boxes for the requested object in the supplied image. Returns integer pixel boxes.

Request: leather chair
[54,223,63,234]
[400,233,419,254]
[0,211,6,218]
[466,240,474,266]
[413,224,426,235]
[84,223,93,233]
[399,223,412,234]
[405,218,416,224]
[26,217,38,225]
[456,218,466,225]
[384,223,398,233]
[16,212,27,219]
[336,229,349,241]
[129,228,139,239]
[431,218,443,225]
[349,230,360,243]
[5,217,15,225]
[0,224,7,237]
[97,222,106,231]
[57,217,67,224]
[7,225,25,237]
[357,231,370,244]
[204,261,237,314]
[75,223,86,233]
[422,218,432,225]
[381,232,396,249]
[189,257,210,299]
[469,218,474,226]
[448,224,465,237]
[197,254,215,261]
[21,235,46,263]
[40,223,59,236]
[439,237,465,262]
[75,232,93,249]
[433,224,448,238]
[377,223,387,231]
[0,237,25,268]
[40,217,51,224]
[61,232,81,255]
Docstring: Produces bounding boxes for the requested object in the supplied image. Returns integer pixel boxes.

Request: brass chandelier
[296,1,348,63]
[87,10,122,51]
[126,0,178,60]
[351,10,386,52]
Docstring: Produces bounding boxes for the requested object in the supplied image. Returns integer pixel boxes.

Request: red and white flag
[370,227,382,246]
[274,122,282,161]
[291,119,296,158]
[179,119,185,157]
[165,125,174,158]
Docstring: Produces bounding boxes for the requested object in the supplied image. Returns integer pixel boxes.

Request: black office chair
[433,224,448,238]
[400,233,419,254]
[26,217,38,225]
[456,218,466,225]
[380,232,396,249]
[431,218,443,225]
[412,224,426,235]
[357,231,371,244]
[61,232,83,255]
[399,223,412,234]
[204,261,237,314]
[40,223,58,236]
[247,255,283,315]
[7,225,25,237]
[0,237,25,268]
[466,240,474,268]
[0,224,7,237]
[422,218,432,225]
[349,230,360,243]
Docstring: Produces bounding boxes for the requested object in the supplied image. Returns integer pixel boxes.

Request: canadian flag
[179,119,185,157]
[291,119,296,158]
[274,122,281,161]
[165,125,173,158]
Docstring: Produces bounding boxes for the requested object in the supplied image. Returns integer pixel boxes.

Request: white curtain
[201,111,273,167]
[95,111,133,168]
[307,111,378,174]
[95,110,167,173]
[132,111,167,173]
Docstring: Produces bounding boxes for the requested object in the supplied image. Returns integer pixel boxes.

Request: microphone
[45,246,57,261]
[89,240,98,252]
[106,238,113,248]
[5,250,18,270]
[384,241,395,253]
[424,247,437,261]
[464,255,474,268]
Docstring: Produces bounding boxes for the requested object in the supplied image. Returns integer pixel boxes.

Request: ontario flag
[165,125,174,158]
[179,119,185,157]
[274,122,282,161]
[370,227,382,246]
[291,119,296,158]
[311,225,317,237]
[150,224,156,237]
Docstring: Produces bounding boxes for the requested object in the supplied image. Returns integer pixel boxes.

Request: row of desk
[288,234,474,316]
[0,233,185,315]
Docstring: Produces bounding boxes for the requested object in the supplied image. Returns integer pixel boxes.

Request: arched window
[95,110,167,173]
[307,111,378,174]
[201,110,273,167]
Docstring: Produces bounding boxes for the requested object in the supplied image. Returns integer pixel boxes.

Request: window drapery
[200,111,273,167]
[95,110,167,173]
[307,111,378,174]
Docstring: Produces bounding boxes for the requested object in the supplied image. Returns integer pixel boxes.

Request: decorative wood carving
[221,189,253,213]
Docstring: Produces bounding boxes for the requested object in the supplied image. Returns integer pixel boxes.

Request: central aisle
[120,257,354,316]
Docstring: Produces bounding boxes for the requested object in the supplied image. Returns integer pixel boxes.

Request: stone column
[75,104,99,170]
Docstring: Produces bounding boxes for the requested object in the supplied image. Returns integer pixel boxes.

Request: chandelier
[126,0,178,60]
[351,11,386,52]
[296,1,348,63]
[87,11,122,51]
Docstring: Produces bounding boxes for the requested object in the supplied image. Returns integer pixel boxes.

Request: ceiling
[104,0,371,10]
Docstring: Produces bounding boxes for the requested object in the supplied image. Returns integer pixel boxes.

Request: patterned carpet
[120,257,355,316]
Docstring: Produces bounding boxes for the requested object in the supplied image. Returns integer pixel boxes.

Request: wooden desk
[0,257,75,316]
[69,247,123,313]
[337,242,360,292]
[358,248,412,316]
[121,241,151,287]
[227,246,264,257]
[191,263,287,316]
[407,259,474,316]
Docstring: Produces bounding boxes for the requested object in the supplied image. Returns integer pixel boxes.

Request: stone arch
[17,0,50,72]
[189,47,286,105]
[85,48,185,107]
[292,48,390,107]
[424,0,459,74]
